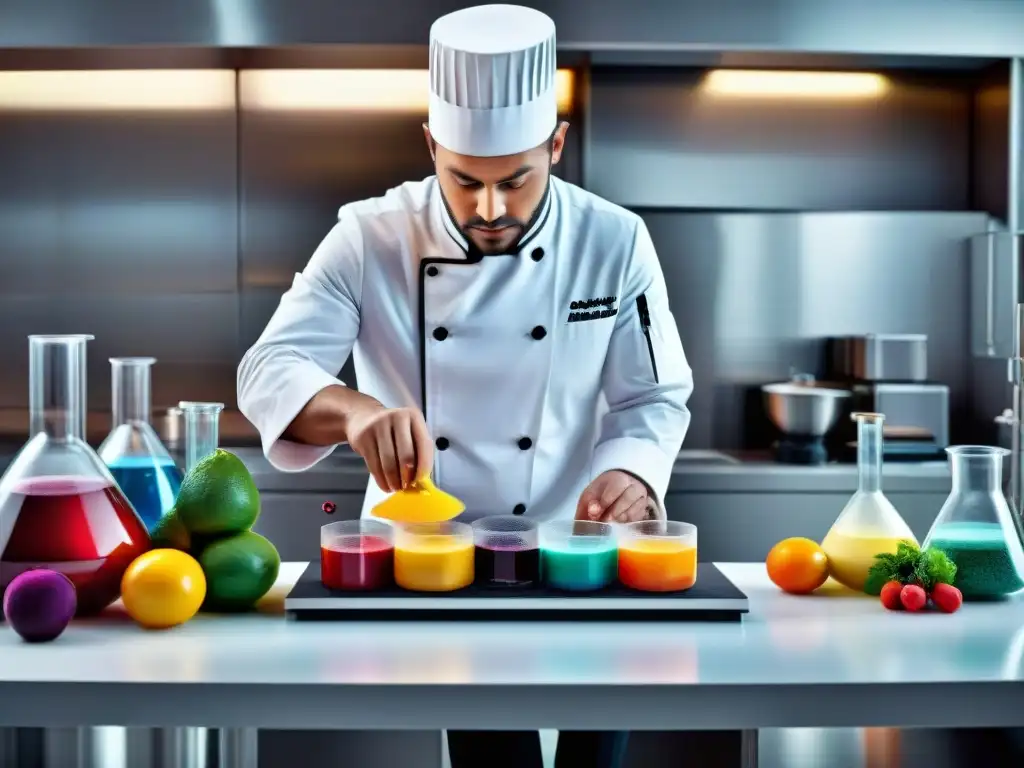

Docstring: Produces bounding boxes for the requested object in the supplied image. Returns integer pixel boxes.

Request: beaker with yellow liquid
[821,412,918,592]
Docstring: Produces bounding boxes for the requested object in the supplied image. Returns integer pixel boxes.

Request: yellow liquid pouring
[372,477,465,524]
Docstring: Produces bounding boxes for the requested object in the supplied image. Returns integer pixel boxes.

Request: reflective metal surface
[642,211,989,450]
[0,0,1023,57]
[0,73,240,412]
[587,68,971,211]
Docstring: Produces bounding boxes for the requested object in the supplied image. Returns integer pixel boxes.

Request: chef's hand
[345,402,434,493]
[576,470,650,523]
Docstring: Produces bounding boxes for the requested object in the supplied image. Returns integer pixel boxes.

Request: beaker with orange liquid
[618,520,698,592]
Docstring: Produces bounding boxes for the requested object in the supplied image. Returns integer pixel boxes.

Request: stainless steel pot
[762,375,852,438]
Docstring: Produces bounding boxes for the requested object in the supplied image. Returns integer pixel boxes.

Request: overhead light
[0,70,236,111]
[240,69,576,113]
[703,69,889,99]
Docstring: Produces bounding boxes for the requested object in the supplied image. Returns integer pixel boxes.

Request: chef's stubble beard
[442,164,553,257]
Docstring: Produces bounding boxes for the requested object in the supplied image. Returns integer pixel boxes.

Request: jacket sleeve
[237,209,364,472]
[591,218,694,515]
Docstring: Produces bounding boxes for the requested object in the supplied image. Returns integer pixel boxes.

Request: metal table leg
[159,727,211,768]
[741,729,759,768]
[217,728,259,768]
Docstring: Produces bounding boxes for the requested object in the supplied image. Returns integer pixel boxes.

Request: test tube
[179,401,224,472]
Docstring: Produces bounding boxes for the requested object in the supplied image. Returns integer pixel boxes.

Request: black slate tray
[285,562,749,622]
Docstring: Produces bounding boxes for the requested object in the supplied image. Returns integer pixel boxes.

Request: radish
[900,584,927,612]
[931,582,963,613]
[879,580,903,610]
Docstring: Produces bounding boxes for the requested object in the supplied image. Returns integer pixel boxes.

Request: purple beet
[3,569,76,643]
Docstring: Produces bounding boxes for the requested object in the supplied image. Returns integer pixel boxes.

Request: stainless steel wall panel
[0,293,239,410]
[0,71,240,409]
[238,111,435,290]
[641,211,988,449]
[588,68,971,211]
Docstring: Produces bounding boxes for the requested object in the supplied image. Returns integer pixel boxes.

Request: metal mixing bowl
[762,379,852,438]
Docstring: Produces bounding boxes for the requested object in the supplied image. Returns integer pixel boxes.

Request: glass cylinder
[0,335,150,616]
[29,334,92,441]
[820,412,918,593]
[321,520,394,591]
[856,411,883,493]
[924,446,1024,599]
[394,521,473,592]
[472,515,541,587]
[98,358,181,532]
[111,357,154,427]
[618,520,698,592]
[179,401,224,472]
[540,519,617,592]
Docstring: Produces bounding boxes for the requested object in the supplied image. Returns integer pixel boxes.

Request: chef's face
[425,122,569,255]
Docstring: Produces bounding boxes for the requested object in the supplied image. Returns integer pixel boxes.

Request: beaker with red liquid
[472,516,541,587]
[0,335,150,616]
[321,520,395,591]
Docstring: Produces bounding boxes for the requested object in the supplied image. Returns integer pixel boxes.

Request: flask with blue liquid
[98,357,183,531]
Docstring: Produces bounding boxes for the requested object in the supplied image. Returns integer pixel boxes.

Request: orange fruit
[766,537,829,594]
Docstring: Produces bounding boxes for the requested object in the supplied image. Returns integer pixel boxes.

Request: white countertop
[1,562,1022,731]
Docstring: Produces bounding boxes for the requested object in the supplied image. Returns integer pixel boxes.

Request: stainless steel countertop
[233,447,952,495]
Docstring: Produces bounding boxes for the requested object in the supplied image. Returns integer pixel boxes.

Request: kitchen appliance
[829,334,928,382]
[827,335,949,460]
[761,374,852,465]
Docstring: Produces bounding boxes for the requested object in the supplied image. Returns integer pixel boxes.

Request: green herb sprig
[863,540,956,595]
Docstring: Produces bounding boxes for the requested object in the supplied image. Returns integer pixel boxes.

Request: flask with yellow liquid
[821,412,918,592]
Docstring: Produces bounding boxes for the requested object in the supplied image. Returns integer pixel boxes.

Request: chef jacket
[237,175,694,522]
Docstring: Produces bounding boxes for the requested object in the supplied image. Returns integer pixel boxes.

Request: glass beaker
[321,520,395,591]
[618,520,698,592]
[98,357,183,531]
[821,412,918,592]
[394,521,474,592]
[540,520,618,592]
[0,335,150,615]
[179,401,224,472]
[924,446,1024,599]
[472,515,541,587]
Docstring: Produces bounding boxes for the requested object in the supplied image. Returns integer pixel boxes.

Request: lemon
[122,549,207,629]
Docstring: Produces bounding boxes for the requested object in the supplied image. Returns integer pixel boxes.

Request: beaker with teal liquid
[98,357,182,531]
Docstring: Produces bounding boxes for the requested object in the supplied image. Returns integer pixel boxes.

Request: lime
[174,449,260,535]
[198,531,280,612]
[150,509,191,551]
[122,549,206,629]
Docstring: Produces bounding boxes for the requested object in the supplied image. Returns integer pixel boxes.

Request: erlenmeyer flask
[924,446,1024,599]
[98,357,183,531]
[179,401,223,471]
[821,412,918,592]
[0,335,150,615]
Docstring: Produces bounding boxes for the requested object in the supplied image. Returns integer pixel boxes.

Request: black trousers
[447,730,629,768]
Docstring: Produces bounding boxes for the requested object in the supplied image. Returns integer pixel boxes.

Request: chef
[238,4,692,766]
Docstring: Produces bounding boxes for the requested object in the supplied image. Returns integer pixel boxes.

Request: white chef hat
[428,4,558,158]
